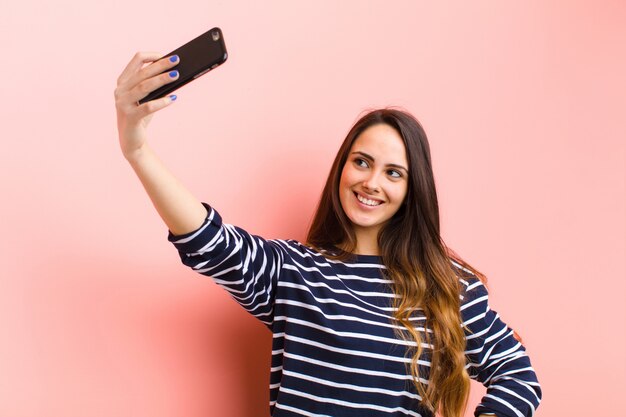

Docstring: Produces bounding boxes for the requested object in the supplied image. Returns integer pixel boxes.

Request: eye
[387,169,402,178]
[354,158,369,168]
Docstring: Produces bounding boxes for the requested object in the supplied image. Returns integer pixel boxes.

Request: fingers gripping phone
[138,27,228,104]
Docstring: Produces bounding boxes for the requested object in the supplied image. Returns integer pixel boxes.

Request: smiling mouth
[355,192,383,207]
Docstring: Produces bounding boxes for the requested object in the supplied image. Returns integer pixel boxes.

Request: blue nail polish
[169,70,178,78]
[169,55,178,63]
[169,95,177,101]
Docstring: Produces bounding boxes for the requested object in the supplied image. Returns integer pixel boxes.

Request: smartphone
[138,27,228,104]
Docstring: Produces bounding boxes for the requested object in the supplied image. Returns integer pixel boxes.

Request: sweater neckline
[352,253,383,263]
[323,246,383,264]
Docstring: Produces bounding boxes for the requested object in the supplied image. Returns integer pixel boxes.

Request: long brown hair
[306,108,485,417]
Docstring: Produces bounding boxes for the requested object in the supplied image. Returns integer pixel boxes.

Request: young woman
[115,53,541,417]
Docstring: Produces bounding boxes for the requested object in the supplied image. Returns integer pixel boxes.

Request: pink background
[1,1,624,416]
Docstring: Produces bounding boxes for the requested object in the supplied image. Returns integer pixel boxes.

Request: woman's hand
[114,52,180,161]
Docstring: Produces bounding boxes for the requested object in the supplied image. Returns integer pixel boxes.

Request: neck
[351,226,381,256]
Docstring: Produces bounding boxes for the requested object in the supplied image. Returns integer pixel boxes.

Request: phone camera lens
[212,31,220,41]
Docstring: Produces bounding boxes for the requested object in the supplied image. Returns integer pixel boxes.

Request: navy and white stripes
[169,204,541,417]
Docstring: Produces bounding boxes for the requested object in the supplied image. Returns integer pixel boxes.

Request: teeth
[357,194,382,206]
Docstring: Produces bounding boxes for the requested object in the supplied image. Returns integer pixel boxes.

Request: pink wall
[1,1,624,416]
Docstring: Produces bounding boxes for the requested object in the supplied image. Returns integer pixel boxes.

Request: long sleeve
[167,203,286,327]
[461,278,542,417]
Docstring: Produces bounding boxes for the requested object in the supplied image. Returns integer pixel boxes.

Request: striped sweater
[169,204,541,417]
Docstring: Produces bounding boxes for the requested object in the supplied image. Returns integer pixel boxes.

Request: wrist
[124,143,151,165]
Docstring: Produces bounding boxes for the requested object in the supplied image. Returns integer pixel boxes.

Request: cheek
[339,166,356,191]
[390,184,408,205]
[340,166,363,187]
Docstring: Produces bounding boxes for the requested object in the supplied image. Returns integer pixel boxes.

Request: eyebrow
[351,151,408,174]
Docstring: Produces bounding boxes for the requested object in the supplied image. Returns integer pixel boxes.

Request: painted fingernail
[169,95,177,101]
[169,70,178,78]
[169,55,179,63]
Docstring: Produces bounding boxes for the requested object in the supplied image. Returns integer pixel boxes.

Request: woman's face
[339,123,409,238]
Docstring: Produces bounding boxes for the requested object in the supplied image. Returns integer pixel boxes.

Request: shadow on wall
[142,283,273,417]
[20,252,272,417]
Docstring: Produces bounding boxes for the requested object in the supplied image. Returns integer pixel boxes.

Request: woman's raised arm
[114,52,207,236]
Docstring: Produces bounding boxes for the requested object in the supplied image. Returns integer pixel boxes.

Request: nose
[362,171,381,194]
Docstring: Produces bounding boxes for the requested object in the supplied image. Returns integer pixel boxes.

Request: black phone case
[138,27,228,104]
